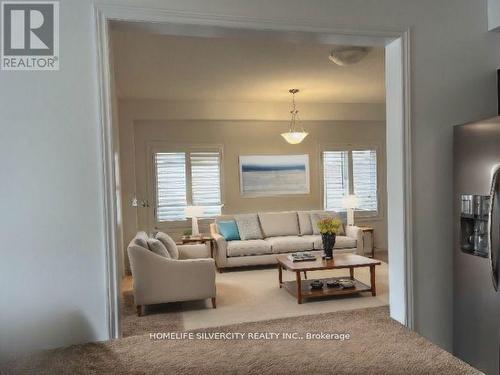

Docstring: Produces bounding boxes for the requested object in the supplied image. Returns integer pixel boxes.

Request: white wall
[1,0,500,360]
[489,0,500,31]
[0,0,108,360]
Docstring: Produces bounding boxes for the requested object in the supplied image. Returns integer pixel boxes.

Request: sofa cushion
[235,214,263,240]
[310,212,345,236]
[178,244,211,259]
[147,238,171,258]
[217,220,241,241]
[226,240,271,257]
[155,232,179,259]
[258,212,299,237]
[302,235,356,250]
[265,236,314,254]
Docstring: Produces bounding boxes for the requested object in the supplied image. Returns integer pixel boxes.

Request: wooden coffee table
[277,253,381,304]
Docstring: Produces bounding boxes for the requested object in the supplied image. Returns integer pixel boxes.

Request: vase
[322,233,336,260]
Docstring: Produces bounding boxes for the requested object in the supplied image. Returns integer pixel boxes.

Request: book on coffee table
[288,252,317,262]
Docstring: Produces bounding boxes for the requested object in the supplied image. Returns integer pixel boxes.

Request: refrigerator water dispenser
[460,194,489,257]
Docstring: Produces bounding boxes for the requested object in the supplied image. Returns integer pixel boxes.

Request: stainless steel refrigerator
[454,115,500,375]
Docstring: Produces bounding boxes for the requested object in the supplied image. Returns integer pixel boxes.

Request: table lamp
[185,206,204,236]
[342,194,359,226]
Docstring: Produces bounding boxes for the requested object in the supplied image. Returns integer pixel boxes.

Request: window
[352,150,378,212]
[323,148,378,215]
[323,151,349,212]
[154,150,222,221]
[190,152,222,217]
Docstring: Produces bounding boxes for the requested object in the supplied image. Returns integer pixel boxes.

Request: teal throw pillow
[218,220,241,241]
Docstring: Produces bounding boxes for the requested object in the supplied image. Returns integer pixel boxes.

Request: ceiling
[111,29,385,103]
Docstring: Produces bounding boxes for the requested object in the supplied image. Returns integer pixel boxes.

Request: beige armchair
[127,234,216,316]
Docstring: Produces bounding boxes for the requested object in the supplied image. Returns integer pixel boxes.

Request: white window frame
[146,142,224,227]
[321,143,382,220]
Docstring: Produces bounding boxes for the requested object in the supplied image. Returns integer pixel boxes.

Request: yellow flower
[317,217,343,235]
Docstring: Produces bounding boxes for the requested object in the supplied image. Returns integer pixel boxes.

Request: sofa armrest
[211,232,228,268]
[345,226,363,255]
[210,222,228,267]
[128,245,216,305]
[209,222,218,235]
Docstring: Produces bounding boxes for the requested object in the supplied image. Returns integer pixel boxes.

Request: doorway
[94,5,412,339]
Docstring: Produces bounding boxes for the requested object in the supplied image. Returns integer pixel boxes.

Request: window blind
[352,150,378,212]
[190,152,222,218]
[323,151,349,212]
[155,152,187,221]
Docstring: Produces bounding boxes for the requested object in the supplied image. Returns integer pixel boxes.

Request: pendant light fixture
[281,89,308,144]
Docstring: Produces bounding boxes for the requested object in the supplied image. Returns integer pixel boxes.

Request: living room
[111,23,390,334]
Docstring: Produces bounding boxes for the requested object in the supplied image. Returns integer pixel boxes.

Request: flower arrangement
[317,217,343,235]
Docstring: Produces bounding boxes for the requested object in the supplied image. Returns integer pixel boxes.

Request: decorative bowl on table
[310,280,324,290]
[326,280,341,288]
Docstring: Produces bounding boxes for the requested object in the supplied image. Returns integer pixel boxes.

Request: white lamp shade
[281,131,308,144]
[185,205,204,218]
[342,194,359,209]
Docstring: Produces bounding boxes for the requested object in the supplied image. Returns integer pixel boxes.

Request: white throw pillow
[155,232,179,259]
[234,214,263,240]
[297,211,314,235]
[147,238,171,258]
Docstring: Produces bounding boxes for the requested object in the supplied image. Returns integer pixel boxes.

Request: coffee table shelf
[282,277,371,300]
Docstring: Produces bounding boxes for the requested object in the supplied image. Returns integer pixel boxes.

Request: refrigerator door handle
[488,167,500,291]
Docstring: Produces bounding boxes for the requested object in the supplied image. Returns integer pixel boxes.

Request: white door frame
[94,4,413,339]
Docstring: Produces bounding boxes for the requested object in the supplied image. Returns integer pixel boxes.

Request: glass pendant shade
[282,88,308,144]
[281,131,309,144]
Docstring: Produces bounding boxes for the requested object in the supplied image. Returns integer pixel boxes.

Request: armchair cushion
[217,220,241,241]
[147,238,170,258]
[155,231,179,259]
[132,231,149,249]
[178,243,211,259]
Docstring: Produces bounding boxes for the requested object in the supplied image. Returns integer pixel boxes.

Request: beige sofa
[127,232,216,316]
[210,211,363,270]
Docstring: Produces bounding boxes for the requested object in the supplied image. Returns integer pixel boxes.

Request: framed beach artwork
[239,154,310,197]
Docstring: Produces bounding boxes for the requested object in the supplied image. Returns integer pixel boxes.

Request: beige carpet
[121,292,183,336]
[3,307,479,375]
[122,260,389,337]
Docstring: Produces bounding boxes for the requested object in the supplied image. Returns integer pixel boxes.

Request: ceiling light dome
[329,46,371,66]
[281,131,309,144]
